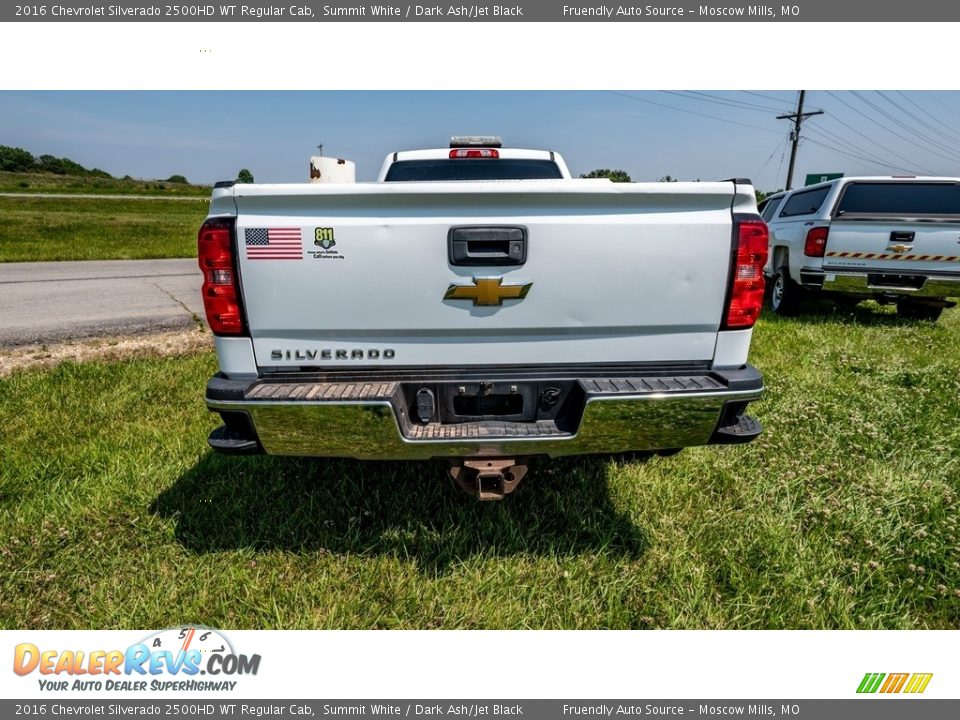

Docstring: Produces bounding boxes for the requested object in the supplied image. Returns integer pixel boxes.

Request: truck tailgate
[824,180,960,276]
[824,220,960,275]
[228,181,740,368]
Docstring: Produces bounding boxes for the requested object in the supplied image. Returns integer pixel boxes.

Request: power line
[900,92,960,141]
[825,90,960,165]
[605,91,782,135]
[851,91,960,162]
[753,133,790,184]
[775,135,788,190]
[803,127,921,174]
[803,137,922,175]
[801,114,937,174]
[887,91,960,144]
[813,92,939,174]
[924,91,960,121]
[740,91,797,107]
[661,90,789,113]
[864,91,960,155]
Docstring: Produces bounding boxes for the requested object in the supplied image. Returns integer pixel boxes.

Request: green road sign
[805,173,844,186]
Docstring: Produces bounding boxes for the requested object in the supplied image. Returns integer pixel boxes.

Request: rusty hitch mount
[448,457,529,501]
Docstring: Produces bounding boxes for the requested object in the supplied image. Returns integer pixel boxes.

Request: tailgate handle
[890,231,915,243]
[449,226,527,266]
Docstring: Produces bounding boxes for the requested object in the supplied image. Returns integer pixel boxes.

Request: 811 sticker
[310,227,345,260]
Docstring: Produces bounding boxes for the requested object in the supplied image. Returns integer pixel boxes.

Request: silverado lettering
[270,349,396,361]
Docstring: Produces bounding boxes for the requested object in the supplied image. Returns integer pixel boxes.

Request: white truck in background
[760,177,960,320]
[198,137,768,499]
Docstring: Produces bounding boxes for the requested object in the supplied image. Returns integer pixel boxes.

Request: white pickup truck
[198,138,768,499]
[760,177,960,320]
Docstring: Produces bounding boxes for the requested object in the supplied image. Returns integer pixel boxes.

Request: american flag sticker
[244,227,303,260]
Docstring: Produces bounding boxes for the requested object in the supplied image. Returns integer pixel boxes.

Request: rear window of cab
[835,182,960,217]
[385,159,563,182]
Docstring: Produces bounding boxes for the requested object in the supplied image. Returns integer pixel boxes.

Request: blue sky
[2,91,960,192]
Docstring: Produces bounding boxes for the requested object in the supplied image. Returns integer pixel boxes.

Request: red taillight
[804,226,829,257]
[449,148,499,159]
[723,217,769,330]
[198,217,244,335]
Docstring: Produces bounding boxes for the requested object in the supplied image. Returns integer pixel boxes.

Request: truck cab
[377,136,573,182]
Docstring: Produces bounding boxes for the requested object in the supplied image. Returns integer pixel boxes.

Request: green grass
[0,171,210,197]
[1,301,959,629]
[0,196,206,262]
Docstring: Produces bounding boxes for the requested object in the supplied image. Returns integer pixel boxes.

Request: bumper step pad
[409,419,565,440]
[207,424,260,455]
[711,414,762,444]
[581,375,724,394]
[245,381,398,402]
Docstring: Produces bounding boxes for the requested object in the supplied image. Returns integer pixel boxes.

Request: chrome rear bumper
[801,268,960,298]
[205,365,763,460]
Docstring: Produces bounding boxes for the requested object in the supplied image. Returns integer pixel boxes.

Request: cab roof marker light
[450,136,502,148]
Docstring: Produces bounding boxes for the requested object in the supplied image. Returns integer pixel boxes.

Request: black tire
[896,300,943,322]
[769,267,802,315]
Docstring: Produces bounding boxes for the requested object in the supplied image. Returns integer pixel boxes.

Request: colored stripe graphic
[857,673,885,693]
[857,672,932,694]
[904,673,933,694]
[825,251,960,262]
[880,673,908,693]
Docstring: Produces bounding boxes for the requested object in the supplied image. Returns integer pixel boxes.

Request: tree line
[0,144,113,178]
[0,145,210,185]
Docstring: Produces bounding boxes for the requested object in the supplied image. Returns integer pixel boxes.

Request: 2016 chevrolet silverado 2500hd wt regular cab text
[760,177,960,320]
[198,137,769,499]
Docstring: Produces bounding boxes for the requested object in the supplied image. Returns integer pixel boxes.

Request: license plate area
[867,273,926,290]
[453,391,524,418]
[399,380,578,425]
[441,382,539,422]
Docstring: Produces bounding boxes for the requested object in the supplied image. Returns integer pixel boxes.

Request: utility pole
[777,91,824,190]
[316,144,324,156]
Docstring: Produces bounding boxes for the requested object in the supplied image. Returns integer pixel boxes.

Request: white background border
[0,22,957,90]
[1,17,957,702]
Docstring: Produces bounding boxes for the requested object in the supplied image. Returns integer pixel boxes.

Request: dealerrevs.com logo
[13,627,261,693]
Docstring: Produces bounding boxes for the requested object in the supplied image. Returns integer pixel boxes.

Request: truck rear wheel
[770,268,802,316]
[896,299,944,322]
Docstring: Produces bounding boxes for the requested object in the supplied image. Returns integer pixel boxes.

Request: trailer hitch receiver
[448,457,529,501]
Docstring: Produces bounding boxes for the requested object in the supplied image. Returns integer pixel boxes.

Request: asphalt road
[0,259,205,347]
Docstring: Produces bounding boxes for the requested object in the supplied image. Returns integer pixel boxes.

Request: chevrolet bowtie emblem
[444,277,532,306]
[888,244,913,253]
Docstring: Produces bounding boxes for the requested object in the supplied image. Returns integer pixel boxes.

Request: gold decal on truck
[444,277,532,306]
